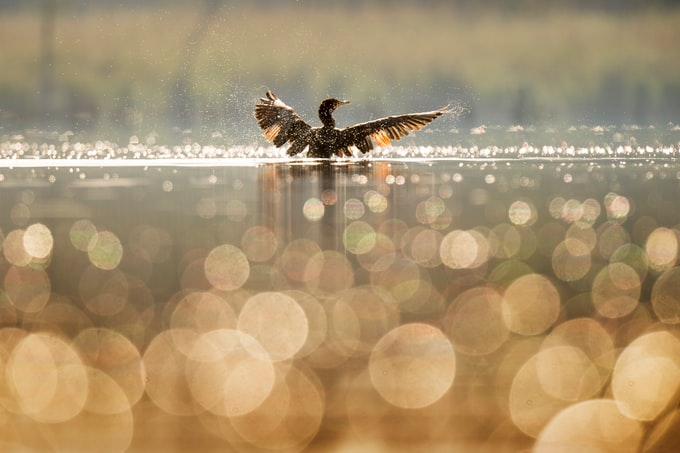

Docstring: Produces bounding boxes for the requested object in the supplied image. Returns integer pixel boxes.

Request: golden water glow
[0,161,679,451]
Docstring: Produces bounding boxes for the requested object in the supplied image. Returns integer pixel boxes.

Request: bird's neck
[318,108,336,128]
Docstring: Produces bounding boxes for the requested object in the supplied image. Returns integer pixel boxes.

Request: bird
[254,90,449,158]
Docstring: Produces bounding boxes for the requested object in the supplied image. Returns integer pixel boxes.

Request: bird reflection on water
[0,156,679,451]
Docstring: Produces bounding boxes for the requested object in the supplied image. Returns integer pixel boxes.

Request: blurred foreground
[0,155,679,451]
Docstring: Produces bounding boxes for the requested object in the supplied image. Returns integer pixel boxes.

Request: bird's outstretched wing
[254,91,312,155]
[341,107,449,153]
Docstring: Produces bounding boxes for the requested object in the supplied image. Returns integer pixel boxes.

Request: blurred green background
[1,0,679,141]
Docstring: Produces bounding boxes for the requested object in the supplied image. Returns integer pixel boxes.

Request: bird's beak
[339,100,350,105]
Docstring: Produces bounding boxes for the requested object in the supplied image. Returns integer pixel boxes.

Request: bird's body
[254,91,449,158]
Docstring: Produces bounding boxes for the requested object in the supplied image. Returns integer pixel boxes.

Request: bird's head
[320,98,350,114]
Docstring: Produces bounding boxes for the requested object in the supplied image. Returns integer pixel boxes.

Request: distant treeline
[1,0,678,12]
[1,1,678,139]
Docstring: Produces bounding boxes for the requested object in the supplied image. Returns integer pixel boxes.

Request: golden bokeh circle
[88,231,124,270]
[4,265,51,313]
[238,291,309,362]
[369,323,456,409]
[23,223,53,260]
[7,333,88,423]
[646,227,680,273]
[535,399,643,452]
[443,286,509,356]
[142,329,201,416]
[204,244,250,291]
[612,331,680,421]
[591,262,640,319]
[651,266,680,324]
[186,329,276,417]
[502,274,560,336]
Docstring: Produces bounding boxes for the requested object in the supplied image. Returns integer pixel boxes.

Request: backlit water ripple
[2,123,679,162]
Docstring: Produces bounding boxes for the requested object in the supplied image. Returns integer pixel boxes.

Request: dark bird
[255,90,449,158]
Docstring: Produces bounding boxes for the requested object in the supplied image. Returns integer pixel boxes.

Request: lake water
[1,127,680,451]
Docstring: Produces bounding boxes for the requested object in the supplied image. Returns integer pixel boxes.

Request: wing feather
[341,107,449,152]
[254,91,312,149]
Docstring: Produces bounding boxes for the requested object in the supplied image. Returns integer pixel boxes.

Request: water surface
[0,132,679,451]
